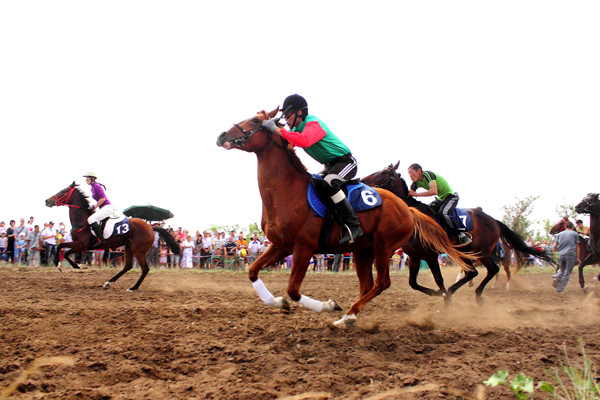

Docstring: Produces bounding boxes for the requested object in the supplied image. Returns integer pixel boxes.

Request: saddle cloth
[434,207,474,231]
[91,215,130,240]
[307,174,382,218]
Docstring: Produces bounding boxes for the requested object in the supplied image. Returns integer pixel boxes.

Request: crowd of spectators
[1,216,557,272]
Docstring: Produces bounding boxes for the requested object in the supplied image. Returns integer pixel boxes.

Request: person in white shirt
[41,222,57,266]
[181,235,194,269]
[200,231,212,269]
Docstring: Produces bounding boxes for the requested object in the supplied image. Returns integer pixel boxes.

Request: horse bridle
[52,187,82,209]
[369,167,397,190]
[228,117,287,149]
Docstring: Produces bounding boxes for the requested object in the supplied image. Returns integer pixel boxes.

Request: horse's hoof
[103,282,111,289]
[476,296,485,307]
[333,314,356,329]
[273,297,290,311]
[323,299,342,312]
[506,282,510,291]
[80,264,88,270]
[583,286,589,294]
[126,288,136,292]
[56,265,63,273]
[468,281,474,287]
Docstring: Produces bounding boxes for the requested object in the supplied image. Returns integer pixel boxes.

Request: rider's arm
[278,121,326,148]
[94,198,105,209]
[409,180,438,197]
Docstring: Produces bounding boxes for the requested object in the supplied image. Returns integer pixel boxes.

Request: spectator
[552,221,581,293]
[0,221,5,235]
[159,245,168,269]
[315,253,325,272]
[14,233,27,264]
[181,234,194,269]
[26,217,34,233]
[224,232,237,257]
[41,222,58,266]
[193,231,203,268]
[147,226,160,267]
[248,234,261,264]
[332,254,343,272]
[0,231,7,261]
[6,220,16,264]
[200,231,213,269]
[27,225,43,267]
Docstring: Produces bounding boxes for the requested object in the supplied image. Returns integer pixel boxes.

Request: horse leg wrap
[252,279,275,306]
[298,295,324,312]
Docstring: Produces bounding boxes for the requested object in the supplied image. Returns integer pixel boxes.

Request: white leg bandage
[298,295,324,312]
[331,191,346,204]
[252,279,275,306]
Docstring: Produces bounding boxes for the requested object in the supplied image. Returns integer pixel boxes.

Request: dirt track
[1,265,600,399]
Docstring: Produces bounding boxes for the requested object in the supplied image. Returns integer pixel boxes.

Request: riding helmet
[83,171,98,179]
[282,94,308,115]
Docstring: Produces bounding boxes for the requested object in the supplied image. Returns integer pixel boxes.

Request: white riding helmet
[83,171,97,179]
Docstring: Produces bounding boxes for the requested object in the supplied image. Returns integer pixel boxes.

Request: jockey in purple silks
[83,171,113,247]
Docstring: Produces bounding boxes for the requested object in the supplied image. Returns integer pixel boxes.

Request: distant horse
[571,194,600,291]
[217,109,476,328]
[362,161,554,304]
[45,182,181,291]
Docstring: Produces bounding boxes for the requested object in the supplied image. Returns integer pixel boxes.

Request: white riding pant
[88,205,113,224]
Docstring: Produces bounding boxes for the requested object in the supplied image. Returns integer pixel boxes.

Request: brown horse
[216,109,476,328]
[45,182,181,291]
[572,194,600,291]
[362,161,554,304]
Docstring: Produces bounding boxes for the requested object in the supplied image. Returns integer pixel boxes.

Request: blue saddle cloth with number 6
[307,174,382,218]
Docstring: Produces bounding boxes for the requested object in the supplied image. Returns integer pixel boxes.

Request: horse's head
[45,181,89,209]
[549,217,568,235]
[362,161,410,197]
[217,108,283,153]
[575,193,600,215]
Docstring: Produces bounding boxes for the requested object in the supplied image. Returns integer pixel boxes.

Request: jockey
[261,94,363,245]
[83,171,113,247]
[407,163,472,244]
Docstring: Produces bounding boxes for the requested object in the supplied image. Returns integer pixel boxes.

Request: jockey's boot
[458,231,472,245]
[90,222,106,248]
[332,191,363,245]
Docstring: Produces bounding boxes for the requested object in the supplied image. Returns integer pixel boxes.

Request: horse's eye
[252,118,260,124]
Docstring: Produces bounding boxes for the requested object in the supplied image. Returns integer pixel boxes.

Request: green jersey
[412,171,454,201]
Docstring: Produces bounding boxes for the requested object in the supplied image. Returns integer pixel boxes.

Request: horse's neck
[589,213,600,254]
[389,181,431,215]
[256,147,309,209]
[69,193,92,228]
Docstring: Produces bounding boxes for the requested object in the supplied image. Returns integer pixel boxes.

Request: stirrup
[340,225,363,245]
[458,232,472,244]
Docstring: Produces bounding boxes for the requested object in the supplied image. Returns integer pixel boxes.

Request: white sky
[1,1,598,234]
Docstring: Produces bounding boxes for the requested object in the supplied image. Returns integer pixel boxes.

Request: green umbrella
[123,205,174,221]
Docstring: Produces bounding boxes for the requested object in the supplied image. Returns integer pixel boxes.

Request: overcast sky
[1,1,598,235]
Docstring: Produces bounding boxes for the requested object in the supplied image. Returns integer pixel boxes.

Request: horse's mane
[284,147,310,177]
[74,184,93,207]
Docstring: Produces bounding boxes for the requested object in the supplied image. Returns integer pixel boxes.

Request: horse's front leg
[55,243,84,271]
[249,245,290,309]
[286,248,342,314]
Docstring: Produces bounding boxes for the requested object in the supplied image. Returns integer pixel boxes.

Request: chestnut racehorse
[362,161,554,304]
[217,108,476,328]
[45,182,181,291]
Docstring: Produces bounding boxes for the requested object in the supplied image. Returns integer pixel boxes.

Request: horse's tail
[496,220,555,265]
[409,208,478,272]
[153,227,181,256]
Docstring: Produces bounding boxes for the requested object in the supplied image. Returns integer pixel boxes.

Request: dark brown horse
[217,109,476,328]
[45,182,181,291]
[571,194,600,291]
[362,161,554,305]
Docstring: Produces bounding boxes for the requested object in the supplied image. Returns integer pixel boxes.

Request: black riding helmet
[282,94,309,117]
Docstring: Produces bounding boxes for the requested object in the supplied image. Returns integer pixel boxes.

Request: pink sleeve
[280,121,326,148]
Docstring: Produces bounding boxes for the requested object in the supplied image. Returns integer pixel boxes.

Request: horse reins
[369,168,397,191]
[52,187,83,209]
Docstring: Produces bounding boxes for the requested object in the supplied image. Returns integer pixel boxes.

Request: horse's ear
[71,181,76,187]
[393,161,400,171]
[268,107,279,119]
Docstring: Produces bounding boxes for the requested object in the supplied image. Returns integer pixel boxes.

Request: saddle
[308,174,382,252]
[433,208,474,232]
[90,215,130,240]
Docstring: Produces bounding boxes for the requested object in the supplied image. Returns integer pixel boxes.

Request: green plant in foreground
[484,340,600,399]
[484,370,554,399]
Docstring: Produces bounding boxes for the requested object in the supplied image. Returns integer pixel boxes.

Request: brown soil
[1,265,600,399]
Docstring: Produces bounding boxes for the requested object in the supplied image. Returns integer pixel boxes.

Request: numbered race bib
[307,175,382,218]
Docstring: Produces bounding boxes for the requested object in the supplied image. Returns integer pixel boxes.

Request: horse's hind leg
[104,248,134,289]
[473,257,500,306]
[127,248,151,291]
[447,260,478,296]
[335,249,392,328]
[408,256,447,298]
